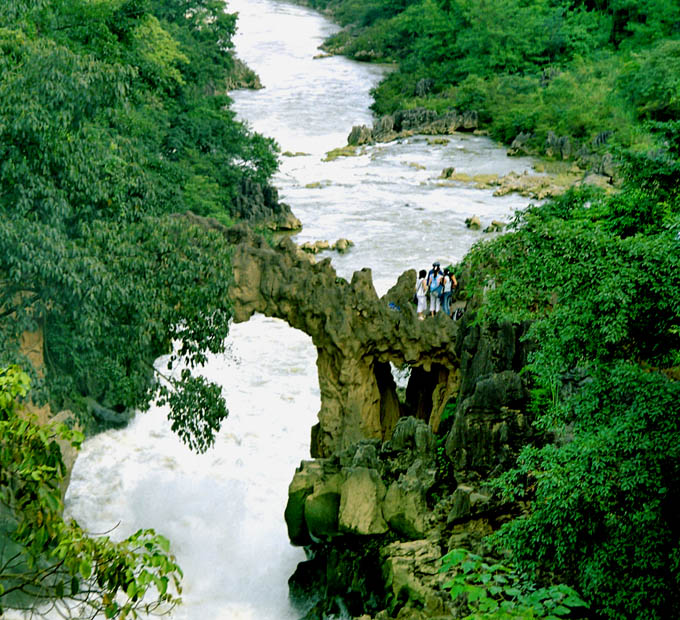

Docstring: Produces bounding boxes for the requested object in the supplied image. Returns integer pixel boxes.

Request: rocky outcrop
[222,221,539,619]
[224,56,263,90]
[232,178,302,231]
[299,238,355,254]
[347,108,478,147]
[228,226,463,457]
[286,418,453,619]
[508,130,618,185]
[281,315,537,620]
[441,168,591,200]
[285,417,519,619]
[445,318,534,480]
[227,223,536,472]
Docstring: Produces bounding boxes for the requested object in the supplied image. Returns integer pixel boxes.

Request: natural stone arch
[227,225,462,457]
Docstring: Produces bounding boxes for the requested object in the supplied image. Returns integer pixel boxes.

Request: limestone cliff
[228,225,462,457]
[232,179,302,231]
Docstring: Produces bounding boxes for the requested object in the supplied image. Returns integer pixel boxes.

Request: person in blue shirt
[426,262,443,316]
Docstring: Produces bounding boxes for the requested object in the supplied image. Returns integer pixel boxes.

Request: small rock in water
[465,215,482,230]
[334,238,354,253]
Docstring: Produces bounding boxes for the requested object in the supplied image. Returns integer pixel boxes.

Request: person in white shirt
[415,269,428,320]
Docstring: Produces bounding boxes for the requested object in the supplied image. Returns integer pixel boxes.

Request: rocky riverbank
[347,108,479,146]
[342,108,615,200]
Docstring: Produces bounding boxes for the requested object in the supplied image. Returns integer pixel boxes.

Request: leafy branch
[440,548,589,619]
[0,367,183,619]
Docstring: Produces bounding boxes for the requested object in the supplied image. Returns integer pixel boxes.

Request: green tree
[620,39,680,121]
[0,0,277,444]
[461,123,680,618]
[1,0,280,613]
[491,364,680,619]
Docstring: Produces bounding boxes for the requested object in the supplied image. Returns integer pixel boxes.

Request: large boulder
[286,418,456,619]
[285,459,329,546]
[305,483,341,540]
[339,467,389,535]
[383,479,428,539]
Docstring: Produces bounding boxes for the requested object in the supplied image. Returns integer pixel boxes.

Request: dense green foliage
[306,0,680,153]
[459,122,680,618]
[1,366,183,618]
[0,0,278,440]
[440,548,588,619]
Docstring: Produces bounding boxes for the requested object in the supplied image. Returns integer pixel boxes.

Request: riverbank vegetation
[458,121,680,618]
[1,368,183,619]
[0,0,279,437]
[1,0,279,614]
[303,0,679,158]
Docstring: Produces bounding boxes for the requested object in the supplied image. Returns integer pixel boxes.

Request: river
[61,1,538,619]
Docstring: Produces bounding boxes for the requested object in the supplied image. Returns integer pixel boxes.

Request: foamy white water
[60,1,539,618]
[66,319,318,620]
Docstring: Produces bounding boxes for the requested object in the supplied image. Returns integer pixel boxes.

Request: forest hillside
[305,0,680,159]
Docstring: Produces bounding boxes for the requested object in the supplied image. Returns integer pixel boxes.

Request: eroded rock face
[227,223,535,474]
[445,318,534,479]
[347,107,479,148]
[286,418,455,619]
[228,228,462,457]
[232,178,302,230]
[223,222,539,618]
[285,416,522,619]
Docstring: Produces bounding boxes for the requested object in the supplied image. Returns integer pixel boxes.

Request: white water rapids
[59,1,539,619]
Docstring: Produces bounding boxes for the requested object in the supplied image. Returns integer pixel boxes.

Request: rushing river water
[60,1,538,619]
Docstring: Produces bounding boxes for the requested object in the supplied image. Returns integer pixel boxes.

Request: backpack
[430,273,443,296]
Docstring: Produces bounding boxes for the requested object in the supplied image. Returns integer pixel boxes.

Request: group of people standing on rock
[415,262,458,320]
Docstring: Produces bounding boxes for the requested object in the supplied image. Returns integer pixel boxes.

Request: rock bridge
[226,225,463,458]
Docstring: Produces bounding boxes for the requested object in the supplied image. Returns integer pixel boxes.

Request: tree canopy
[309,0,680,153]
[1,366,183,618]
[0,0,279,442]
[459,121,680,619]
[1,1,279,614]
